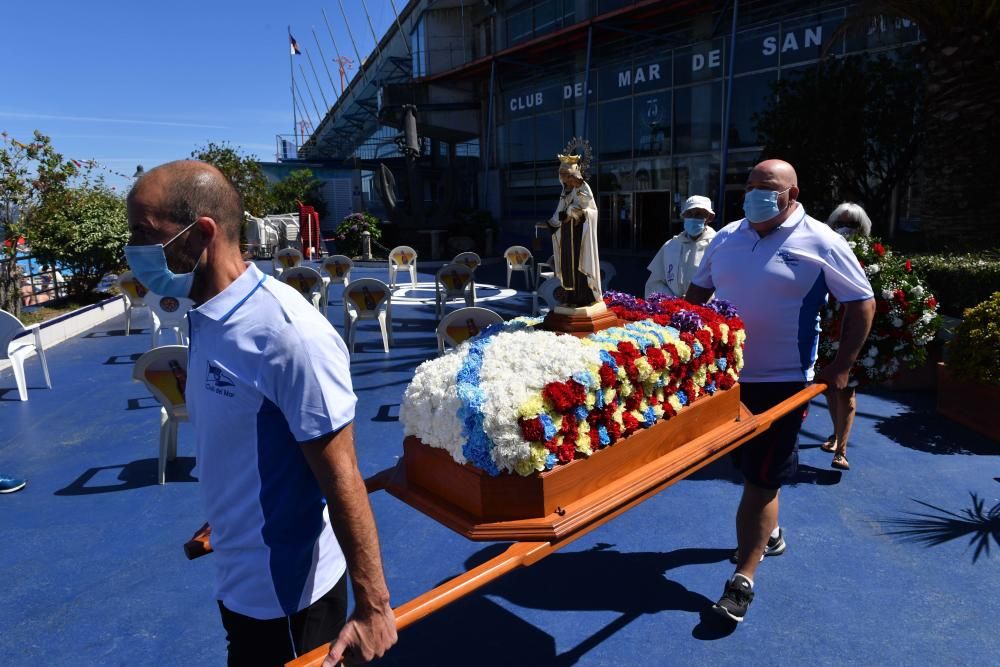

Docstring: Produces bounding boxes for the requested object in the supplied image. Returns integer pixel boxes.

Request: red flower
[557,443,575,463]
[622,411,639,434]
[904,260,912,273]
[874,243,885,257]
[927,296,937,309]
[598,364,616,387]
[542,380,587,412]
[645,347,667,370]
[519,417,544,442]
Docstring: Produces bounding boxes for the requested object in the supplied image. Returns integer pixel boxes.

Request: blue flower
[705,381,717,394]
[717,358,728,371]
[575,405,589,420]
[539,414,557,441]
[545,453,558,470]
[598,350,618,372]
[676,390,689,406]
[595,388,605,409]
[598,425,610,446]
[692,341,704,357]
[643,406,656,426]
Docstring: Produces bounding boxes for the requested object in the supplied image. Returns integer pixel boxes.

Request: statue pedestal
[540,301,621,338]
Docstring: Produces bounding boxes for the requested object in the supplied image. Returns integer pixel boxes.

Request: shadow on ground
[55,456,197,495]
[379,542,734,665]
[878,491,1000,563]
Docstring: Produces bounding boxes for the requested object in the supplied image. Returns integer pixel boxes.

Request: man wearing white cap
[644,195,717,298]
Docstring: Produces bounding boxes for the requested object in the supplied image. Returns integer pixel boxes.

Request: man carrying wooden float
[686,159,875,624]
[125,161,396,665]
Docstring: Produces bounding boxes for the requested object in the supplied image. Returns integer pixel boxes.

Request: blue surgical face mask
[743,187,791,224]
[683,217,706,237]
[124,221,202,298]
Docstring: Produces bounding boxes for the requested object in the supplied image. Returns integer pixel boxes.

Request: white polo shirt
[690,205,873,383]
[187,263,355,620]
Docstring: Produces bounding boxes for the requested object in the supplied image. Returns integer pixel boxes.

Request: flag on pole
[290,34,302,55]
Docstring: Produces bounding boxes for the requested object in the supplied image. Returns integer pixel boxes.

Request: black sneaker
[729,527,786,563]
[712,573,754,623]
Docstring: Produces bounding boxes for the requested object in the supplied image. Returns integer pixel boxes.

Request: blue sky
[1,0,401,189]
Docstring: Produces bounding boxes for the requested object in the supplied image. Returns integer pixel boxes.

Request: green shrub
[333,212,382,258]
[947,292,1000,385]
[909,251,1000,317]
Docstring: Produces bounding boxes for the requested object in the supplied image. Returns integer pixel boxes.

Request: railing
[2,253,66,307]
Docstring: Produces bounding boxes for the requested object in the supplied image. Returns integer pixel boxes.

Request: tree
[0,131,76,316]
[190,141,271,216]
[268,168,326,217]
[846,2,1000,247]
[31,185,129,297]
[754,53,923,236]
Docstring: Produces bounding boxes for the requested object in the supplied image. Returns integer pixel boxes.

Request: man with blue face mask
[685,159,875,625]
[644,195,717,298]
[125,161,397,665]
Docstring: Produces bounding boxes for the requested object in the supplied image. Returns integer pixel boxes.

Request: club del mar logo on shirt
[205,362,236,398]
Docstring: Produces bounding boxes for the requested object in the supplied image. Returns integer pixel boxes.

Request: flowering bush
[333,212,382,258]
[400,295,745,477]
[818,235,941,385]
[947,291,1000,386]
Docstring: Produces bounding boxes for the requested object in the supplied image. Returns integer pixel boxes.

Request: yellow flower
[517,395,544,419]
[635,357,654,382]
[529,443,549,471]
[668,394,683,413]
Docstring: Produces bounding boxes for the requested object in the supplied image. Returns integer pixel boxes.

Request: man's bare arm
[301,423,397,665]
[684,283,714,305]
[815,298,875,391]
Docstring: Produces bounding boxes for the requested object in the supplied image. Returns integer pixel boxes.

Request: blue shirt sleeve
[822,235,875,303]
[257,321,357,443]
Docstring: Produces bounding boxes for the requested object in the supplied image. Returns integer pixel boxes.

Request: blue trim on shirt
[798,272,828,378]
[256,396,328,616]
[220,275,267,322]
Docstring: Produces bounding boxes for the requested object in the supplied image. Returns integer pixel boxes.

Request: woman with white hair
[820,202,872,471]
[827,202,872,238]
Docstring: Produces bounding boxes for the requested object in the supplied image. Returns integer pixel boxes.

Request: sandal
[820,436,837,453]
[831,454,850,470]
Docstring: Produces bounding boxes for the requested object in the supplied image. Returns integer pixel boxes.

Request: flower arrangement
[817,235,941,385]
[946,291,1000,386]
[333,212,382,258]
[400,295,745,477]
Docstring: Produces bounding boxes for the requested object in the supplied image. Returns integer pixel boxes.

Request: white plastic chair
[132,345,188,484]
[452,252,481,299]
[436,306,503,353]
[388,245,418,291]
[320,255,353,316]
[117,271,150,336]
[145,293,194,347]
[532,277,562,317]
[535,254,555,290]
[599,260,617,292]
[1,309,52,401]
[452,251,482,270]
[343,278,392,354]
[272,247,303,277]
[435,263,476,318]
[280,266,324,310]
[504,245,534,290]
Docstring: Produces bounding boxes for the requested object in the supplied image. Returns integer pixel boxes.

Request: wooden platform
[385,386,757,541]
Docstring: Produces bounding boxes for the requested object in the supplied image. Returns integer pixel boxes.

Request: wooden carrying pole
[285,383,827,667]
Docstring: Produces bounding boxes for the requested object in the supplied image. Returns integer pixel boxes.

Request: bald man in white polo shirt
[126,161,396,665]
[685,159,874,625]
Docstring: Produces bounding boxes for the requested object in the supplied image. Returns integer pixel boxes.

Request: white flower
[868,346,878,358]
[831,341,840,351]
[865,264,880,275]
[892,317,903,328]
[912,285,924,298]
[881,289,894,300]
[862,357,876,368]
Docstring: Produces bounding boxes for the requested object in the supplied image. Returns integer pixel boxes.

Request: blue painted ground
[1,260,998,666]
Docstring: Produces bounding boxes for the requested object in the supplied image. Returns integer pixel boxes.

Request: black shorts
[218,574,348,667]
[731,381,807,490]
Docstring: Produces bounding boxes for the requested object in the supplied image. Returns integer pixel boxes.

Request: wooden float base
[539,301,621,337]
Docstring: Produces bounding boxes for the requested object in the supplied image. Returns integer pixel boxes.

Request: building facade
[296,0,919,255]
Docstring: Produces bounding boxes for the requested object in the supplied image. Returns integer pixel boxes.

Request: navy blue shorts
[731,381,807,490]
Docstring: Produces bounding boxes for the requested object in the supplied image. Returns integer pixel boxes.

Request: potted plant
[333,212,382,259]
[937,291,1000,441]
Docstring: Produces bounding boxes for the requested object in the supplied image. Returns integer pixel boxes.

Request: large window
[598,98,633,161]
[729,72,777,149]
[508,117,534,166]
[634,91,671,157]
[411,19,426,78]
[505,0,576,47]
[673,82,722,154]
